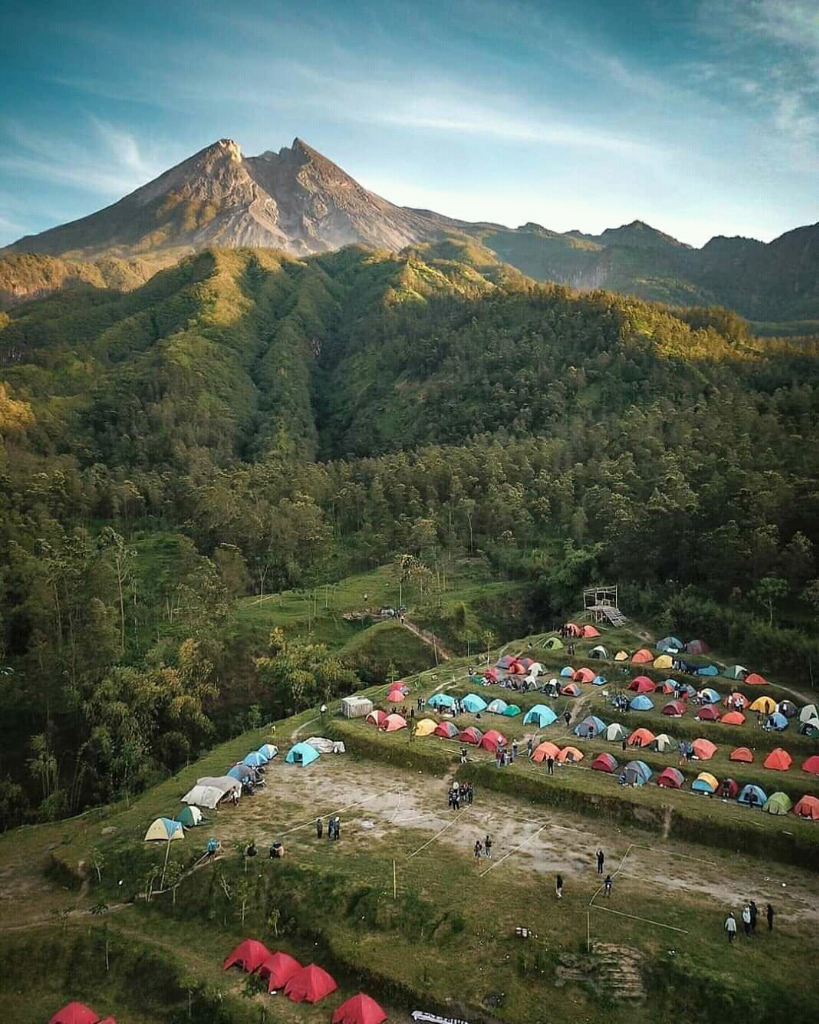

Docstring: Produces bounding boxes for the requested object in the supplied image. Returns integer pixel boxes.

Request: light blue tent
[592,674,606,686]
[629,695,654,711]
[144,817,184,842]
[243,751,269,767]
[258,743,278,760]
[286,742,320,767]
[697,665,719,676]
[523,704,557,727]
[625,760,652,782]
[227,764,253,782]
[738,784,767,807]
[487,699,508,714]
[428,693,455,709]
[574,715,606,737]
[692,774,718,794]
[656,636,684,652]
[560,666,575,677]
[699,688,721,704]
[502,704,522,717]
[767,712,788,731]
[463,693,488,713]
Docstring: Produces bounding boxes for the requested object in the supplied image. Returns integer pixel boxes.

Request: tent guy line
[479,823,547,877]
[407,810,470,859]
[589,843,690,934]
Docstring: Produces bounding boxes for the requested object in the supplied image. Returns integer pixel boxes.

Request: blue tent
[243,751,269,767]
[560,666,575,677]
[574,715,606,737]
[629,695,654,711]
[657,636,684,652]
[692,774,718,794]
[228,764,253,782]
[523,704,556,727]
[463,693,488,713]
[428,693,455,709]
[502,704,522,717]
[487,699,508,714]
[625,760,652,782]
[699,688,721,704]
[592,674,606,686]
[697,665,719,676]
[286,742,320,767]
[767,712,788,731]
[738,784,767,807]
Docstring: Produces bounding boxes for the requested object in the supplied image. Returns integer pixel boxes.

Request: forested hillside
[2,243,818,826]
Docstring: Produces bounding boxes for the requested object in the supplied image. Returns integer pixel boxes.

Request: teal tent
[463,693,488,713]
[286,742,319,767]
[523,704,556,727]
[502,704,522,717]
[244,751,269,767]
[428,693,455,709]
[629,695,654,711]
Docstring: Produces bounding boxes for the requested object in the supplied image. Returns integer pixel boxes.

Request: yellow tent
[614,651,629,662]
[653,655,673,669]
[144,817,184,842]
[750,696,776,714]
[695,772,719,791]
[415,718,438,737]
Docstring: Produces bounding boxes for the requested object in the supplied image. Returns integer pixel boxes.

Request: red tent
[725,692,750,709]
[764,748,792,771]
[631,649,653,664]
[484,667,499,681]
[573,667,595,683]
[662,700,686,716]
[387,690,404,703]
[745,673,768,685]
[692,738,716,760]
[802,755,819,775]
[591,752,618,773]
[720,778,740,798]
[657,767,684,789]
[366,710,386,727]
[581,625,600,638]
[696,705,720,721]
[564,622,582,637]
[480,729,507,752]
[628,676,655,693]
[459,726,483,745]
[49,1005,99,1024]
[720,711,745,726]
[434,721,458,739]
[794,795,819,820]
[686,639,710,654]
[333,993,388,1024]
[284,964,338,1003]
[560,682,581,697]
[730,746,754,763]
[628,728,655,748]
[258,951,302,992]
[223,939,272,973]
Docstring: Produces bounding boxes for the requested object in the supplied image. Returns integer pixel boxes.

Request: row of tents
[223,940,387,1023]
[48,1004,115,1024]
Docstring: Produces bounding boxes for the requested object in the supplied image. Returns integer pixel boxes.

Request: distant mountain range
[3,136,819,326]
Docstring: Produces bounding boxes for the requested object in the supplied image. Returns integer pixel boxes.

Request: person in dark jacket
[316,817,323,839]
[596,849,605,874]
[766,904,774,931]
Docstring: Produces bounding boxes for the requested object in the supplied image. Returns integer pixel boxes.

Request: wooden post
[393,860,397,900]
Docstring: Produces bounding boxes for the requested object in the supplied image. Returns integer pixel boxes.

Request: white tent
[800,703,818,723]
[341,695,374,718]
[182,775,240,810]
[305,737,346,754]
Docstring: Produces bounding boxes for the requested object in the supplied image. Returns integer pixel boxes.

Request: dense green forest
[2,243,818,827]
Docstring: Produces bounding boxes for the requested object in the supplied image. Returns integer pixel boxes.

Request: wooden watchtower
[583,585,626,627]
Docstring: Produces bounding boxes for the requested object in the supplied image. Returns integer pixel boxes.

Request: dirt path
[401,617,453,661]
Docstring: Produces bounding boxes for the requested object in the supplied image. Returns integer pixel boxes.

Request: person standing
[603,874,613,897]
[749,900,758,934]
[512,740,518,761]
[474,839,482,859]
[725,912,737,944]
[596,849,605,874]
[564,710,571,728]
[453,789,460,811]
[316,817,323,839]
[527,736,533,757]
[484,834,492,859]
[766,903,774,931]
[334,817,341,840]
[460,746,467,764]
[467,783,474,805]
[555,874,564,899]
[547,755,555,776]
[742,904,752,937]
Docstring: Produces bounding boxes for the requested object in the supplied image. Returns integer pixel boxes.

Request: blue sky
[1,0,817,247]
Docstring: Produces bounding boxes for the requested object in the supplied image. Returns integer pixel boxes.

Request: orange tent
[557,746,584,763]
[581,625,600,638]
[223,940,273,973]
[794,795,819,820]
[763,748,792,771]
[259,952,302,992]
[631,649,653,664]
[692,738,717,760]
[381,714,407,732]
[333,994,388,1024]
[730,747,754,763]
[720,711,746,726]
[802,755,819,775]
[564,622,582,637]
[745,673,768,685]
[573,667,595,683]
[532,741,561,763]
[49,1005,99,1024]
[628,728,655,748]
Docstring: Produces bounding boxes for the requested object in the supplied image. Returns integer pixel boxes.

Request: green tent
[763,792,793,815]
[543,636,564,651]
[723,665,748,680]
[176,805,203,827]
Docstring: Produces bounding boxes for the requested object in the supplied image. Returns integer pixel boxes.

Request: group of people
[316,816,341,839]
[448,781,475,809]
[724,901,774,942]
[473,833,493,858]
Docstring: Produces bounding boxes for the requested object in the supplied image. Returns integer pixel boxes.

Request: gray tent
[605,722,627,742]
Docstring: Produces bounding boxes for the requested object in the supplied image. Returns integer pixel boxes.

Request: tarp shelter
[764,792,793,815]
[286,743,320,766]
[175,806,202,827]
[696,705,721,721]
[341,696,374,719]
[259,951,302,992]
[502,704,522,717]
[614,650,629,661]
[653,655,673,670]
[434,721,459,739]
[800,703,818,723]
[557,746,584,763]
[778,700,798,718]
[487,699,508,714]
[725,691,750,709]
[560,666,575,677]
[692,772,719,794]
[629,695,654,711]
[285,964,338,1004]
[750,696,776,714]
[560,683,581,698]
[589,645,609,659]
[686,639,710,654]
[628,676,655,693]
[524,705,557,727]
[367,710,387,727]
[628,728,655,748]
[692,738,717,760]
[415,718,437,737]
[573,667,596,683]
[794,795,819,819]
[698,688,720,704]
[723,665,748,680]
[182,776,240,810]
[427,693,455,709]
[730,747,754,763]
[144,817,183,843]
[49,1003,100,1024]
[663,700,686,716]
[802,755,819,775]
[305,737,345,753]
[480,729,507,751]
[575,715,606,737]
[581,624,601,638]
[381,714,407,732]
[605,722,627,742]
[696,665,719,676]
[745,673,768,685]
[533,741,561,763]
[632,649,653,664]
[720,711,746,726]
[543,636,564,651]
[767,713,788,731]
[657,636,684,652]
[258,744,279,760]
[764,748,792,771]
[333,993,388,1024]
[592,752,618,773]
[625,760,652,782]
[223,940,273,973]
[462,694,488,713]
[738,784,767,807]
[657,767,684,789]
[653,733,674,753]
[244,751,268,767]
[459,726,483,745]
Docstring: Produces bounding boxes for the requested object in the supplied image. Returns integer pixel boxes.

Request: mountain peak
[599,220,690,250]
